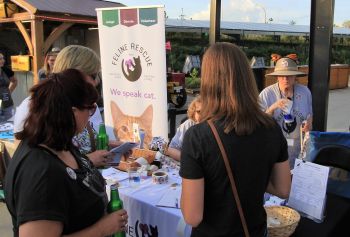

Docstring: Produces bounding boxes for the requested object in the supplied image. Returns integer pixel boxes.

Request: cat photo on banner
[111,101,153,148]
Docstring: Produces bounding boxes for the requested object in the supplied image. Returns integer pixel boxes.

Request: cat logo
[134,220,158,237]
[122,56,142,82]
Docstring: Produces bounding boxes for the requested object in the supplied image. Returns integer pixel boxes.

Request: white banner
[97,6,168,147]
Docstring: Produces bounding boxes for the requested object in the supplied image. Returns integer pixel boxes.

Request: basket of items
[265,206,301,237]
[117,148,159,173]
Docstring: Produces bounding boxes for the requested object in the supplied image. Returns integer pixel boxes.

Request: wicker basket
[265,206,300,237]
[117,148,157,172]
[132,148,156,164]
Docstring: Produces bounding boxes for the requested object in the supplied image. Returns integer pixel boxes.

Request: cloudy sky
[110,0,349,26]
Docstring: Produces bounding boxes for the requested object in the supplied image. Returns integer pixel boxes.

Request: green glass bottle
[97,123,109,150]
[108,184,126,237]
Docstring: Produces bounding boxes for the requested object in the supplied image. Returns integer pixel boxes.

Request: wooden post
[209,0,221,45]
[31,19,44,85]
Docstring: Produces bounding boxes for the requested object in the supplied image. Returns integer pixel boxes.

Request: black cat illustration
[135,220,158,237]
[122,56,142,82]
[282,116,297,134]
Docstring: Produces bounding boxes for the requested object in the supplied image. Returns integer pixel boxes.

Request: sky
[109,0,349,26]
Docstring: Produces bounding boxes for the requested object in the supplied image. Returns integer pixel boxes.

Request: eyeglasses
[81,103,97,116]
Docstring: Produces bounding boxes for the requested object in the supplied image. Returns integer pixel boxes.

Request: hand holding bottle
[95,209,128,236]
[108,184,126,237]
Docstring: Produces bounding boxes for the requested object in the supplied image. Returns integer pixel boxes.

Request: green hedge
[166,32,350,72]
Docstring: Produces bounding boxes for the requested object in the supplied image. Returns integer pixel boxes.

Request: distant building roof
[166,18,350,37]
[24,0,124,17]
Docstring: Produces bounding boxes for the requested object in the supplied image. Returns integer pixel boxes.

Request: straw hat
[267,57,306,77]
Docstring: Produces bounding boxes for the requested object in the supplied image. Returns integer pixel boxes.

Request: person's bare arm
[19,210,128,237]
[265,99,289,116]
[165,147,181,161]
[9,75,18,93]
[266,160,291,199]
[181,178,204,227]
[86,150,112,167]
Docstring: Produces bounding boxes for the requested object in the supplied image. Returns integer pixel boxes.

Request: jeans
[0,106,13,123]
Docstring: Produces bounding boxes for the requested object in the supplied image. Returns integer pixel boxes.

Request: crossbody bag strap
[86,122,96,152]
[207,120,250,237]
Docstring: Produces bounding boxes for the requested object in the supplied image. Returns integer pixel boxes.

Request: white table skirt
[104,167,192,237]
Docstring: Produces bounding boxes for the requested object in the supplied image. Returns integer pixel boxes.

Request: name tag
[287,138,294,147]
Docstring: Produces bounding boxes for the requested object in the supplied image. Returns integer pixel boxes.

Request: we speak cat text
[110,88,156,100]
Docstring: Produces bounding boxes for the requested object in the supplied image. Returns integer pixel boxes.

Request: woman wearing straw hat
[259,57,313,168]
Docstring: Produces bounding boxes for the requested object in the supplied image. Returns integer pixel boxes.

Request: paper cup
[283,99,293,114]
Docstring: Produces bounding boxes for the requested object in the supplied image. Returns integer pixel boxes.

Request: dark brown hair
[200,42,274,135]
[16,69,98,150]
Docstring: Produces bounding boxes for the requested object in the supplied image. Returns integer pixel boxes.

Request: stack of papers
[0,122,14,132]
[156,188,181,209]
[101,167,129,182]
[288,159,329,222]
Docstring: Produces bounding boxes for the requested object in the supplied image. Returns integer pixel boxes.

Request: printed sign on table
[97,6,168,147]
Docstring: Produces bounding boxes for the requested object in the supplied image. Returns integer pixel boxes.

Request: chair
[292,143,350,237]
[0,141,11,201]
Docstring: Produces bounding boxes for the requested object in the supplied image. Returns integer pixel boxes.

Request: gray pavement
[0,81,349,236]
[327,85,350,132]
[0,202,12,237]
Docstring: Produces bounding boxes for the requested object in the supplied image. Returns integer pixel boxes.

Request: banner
[97,6,168,147]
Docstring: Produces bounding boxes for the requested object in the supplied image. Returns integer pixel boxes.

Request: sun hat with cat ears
[267,57,307,77]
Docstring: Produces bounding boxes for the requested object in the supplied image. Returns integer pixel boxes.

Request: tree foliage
[166,31,350,71]
[342,20,350,28]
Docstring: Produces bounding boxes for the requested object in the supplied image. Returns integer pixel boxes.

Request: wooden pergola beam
[36,14,97,25]
[10,0,37,14]
[0,12,33,23]
[31,19,44,85]
[43,22,74,54]
[14,21,33,56]
[3,2,97,84]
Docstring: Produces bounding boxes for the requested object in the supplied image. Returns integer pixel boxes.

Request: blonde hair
[187,95,201,121]
[53,45,100,76]
[200,42,274,135]
[43,50,59,75]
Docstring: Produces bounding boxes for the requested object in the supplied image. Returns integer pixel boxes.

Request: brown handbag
[207,120,250,237]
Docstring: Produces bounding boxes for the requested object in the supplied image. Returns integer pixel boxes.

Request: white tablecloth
[104,167,192,237]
